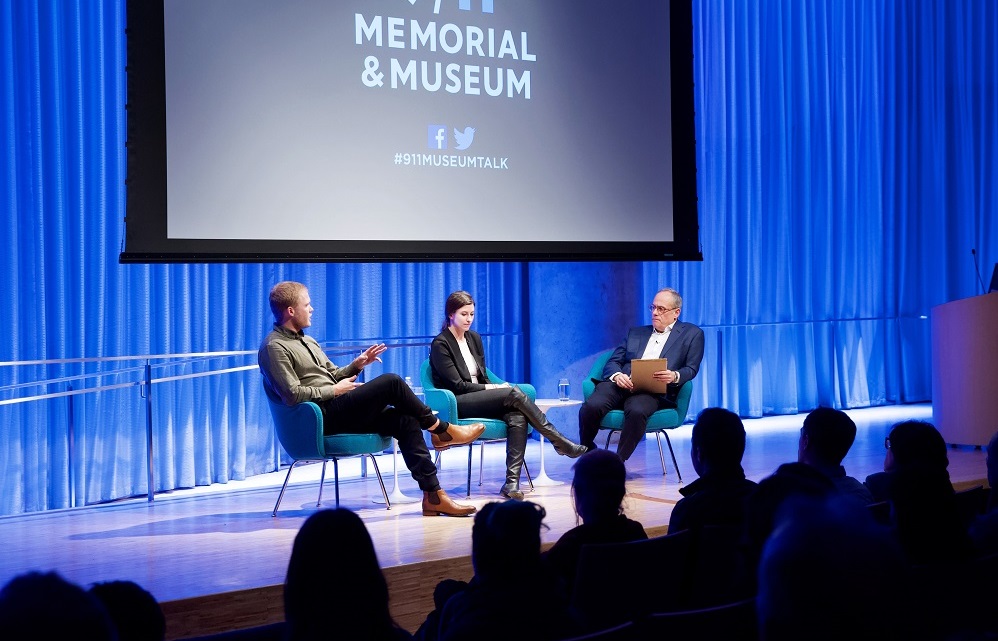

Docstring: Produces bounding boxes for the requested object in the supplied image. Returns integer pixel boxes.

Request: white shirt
[456,336,480,383]
[612,322,680,384]
[640,322,675,359]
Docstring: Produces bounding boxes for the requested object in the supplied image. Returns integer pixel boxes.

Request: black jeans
[318,373,440,492]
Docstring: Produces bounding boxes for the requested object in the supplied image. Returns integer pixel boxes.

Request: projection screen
[122,0,701,262]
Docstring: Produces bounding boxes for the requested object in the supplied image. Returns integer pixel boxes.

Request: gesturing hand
[333,376,362,396]
[353,343,387,370]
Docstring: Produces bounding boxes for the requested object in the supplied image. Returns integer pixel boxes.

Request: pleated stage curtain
[1,0,995,515]
[639,0,997,418]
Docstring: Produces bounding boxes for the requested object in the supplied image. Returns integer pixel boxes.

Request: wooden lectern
[931,292,998,446]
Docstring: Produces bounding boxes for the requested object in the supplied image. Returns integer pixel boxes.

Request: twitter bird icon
[454,126,476,151]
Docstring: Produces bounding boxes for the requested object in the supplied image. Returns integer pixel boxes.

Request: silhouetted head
[571,449,627,524]
[284,509,394,640]
[472,500,547,583]
[798,407,857,467]
[884,420,948,473]
[88,580,165,641]
[690,407,746,476]
[0,571,116,640]
[757,495,908,641]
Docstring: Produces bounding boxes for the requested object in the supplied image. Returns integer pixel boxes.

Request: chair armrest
[513,383,536,402]
[583,349,614,400]
[424,387,458,423]
[485,368,536,402]
[674,381,693,424]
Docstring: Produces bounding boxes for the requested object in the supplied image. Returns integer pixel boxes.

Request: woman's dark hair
[284,509,397,640]
[471,500,547,582]
[442,290,475,332]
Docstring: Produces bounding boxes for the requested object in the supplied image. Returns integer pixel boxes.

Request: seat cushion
[455,417,514,441]
[322,433,393,457]
[601,408,683,432]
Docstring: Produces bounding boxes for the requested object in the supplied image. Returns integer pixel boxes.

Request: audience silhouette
[741,461,835,594]
[6,409,992,641]
[969,430,998,556]
[866,420,973,565]
[89,580,166,641]
[284,508,411,641]
[0,571,117,640]
[433,500,570,641]
[756,494,911,641]
[797,407,874,505]
[542,449,647,596]
[669,407,758,533]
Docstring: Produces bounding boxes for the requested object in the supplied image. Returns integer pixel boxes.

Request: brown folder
[631,358,668,394]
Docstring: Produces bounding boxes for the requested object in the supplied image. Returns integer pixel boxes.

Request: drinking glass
[558,378,570,401]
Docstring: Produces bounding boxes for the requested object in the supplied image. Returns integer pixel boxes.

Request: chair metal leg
[318,460,328,507]
[478,441,485,487]
[272,460,300,517]
[332,458,340,507]
[654,432,668,476]
[467,444,474,497]
[523,459,534,491]
[662,431,682,482]
[604,429,615,450]
[367,453,391,510]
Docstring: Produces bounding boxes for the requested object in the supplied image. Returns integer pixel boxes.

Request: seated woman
[285,509,412,640]
[542,449,647,593]
[430,291,587,500]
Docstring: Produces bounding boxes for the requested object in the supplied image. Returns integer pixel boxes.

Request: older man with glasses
[578,287,705,461]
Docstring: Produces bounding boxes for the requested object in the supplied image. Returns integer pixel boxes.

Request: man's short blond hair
[269,281,307,323]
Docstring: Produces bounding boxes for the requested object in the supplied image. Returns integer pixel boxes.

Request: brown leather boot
[430,421,486,451]
[422,489,477,517]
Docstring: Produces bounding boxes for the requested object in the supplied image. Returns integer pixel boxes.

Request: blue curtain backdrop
[1,0,995,516]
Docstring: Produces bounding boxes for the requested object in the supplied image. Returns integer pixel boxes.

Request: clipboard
[631,358,668,394]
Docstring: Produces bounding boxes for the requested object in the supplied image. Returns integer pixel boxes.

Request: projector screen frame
[121,0,702,264]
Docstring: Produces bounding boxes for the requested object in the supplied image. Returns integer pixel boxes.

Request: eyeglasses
[649,305,678,315]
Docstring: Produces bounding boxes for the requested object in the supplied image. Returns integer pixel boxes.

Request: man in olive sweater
[259,281,484,517]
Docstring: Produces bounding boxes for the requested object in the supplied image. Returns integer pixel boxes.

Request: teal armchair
[582,349,694,481]
[419,359,536,497]
[266,394,392,516]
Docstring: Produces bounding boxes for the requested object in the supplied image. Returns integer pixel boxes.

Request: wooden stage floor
[0,403,989,638]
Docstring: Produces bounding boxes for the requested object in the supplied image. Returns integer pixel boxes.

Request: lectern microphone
[971,248,986,295]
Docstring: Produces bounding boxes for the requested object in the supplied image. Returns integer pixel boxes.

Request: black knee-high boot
[501,412,528,500]
[503,387,588,458]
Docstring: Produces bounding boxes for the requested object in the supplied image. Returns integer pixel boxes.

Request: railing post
[145,360,155,501]
[68,384,75,508]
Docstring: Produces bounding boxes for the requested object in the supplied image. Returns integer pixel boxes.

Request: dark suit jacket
[600,322,705,402]
[430,329,494,395]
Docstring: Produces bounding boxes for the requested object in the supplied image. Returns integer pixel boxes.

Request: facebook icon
[428,125,447,150]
